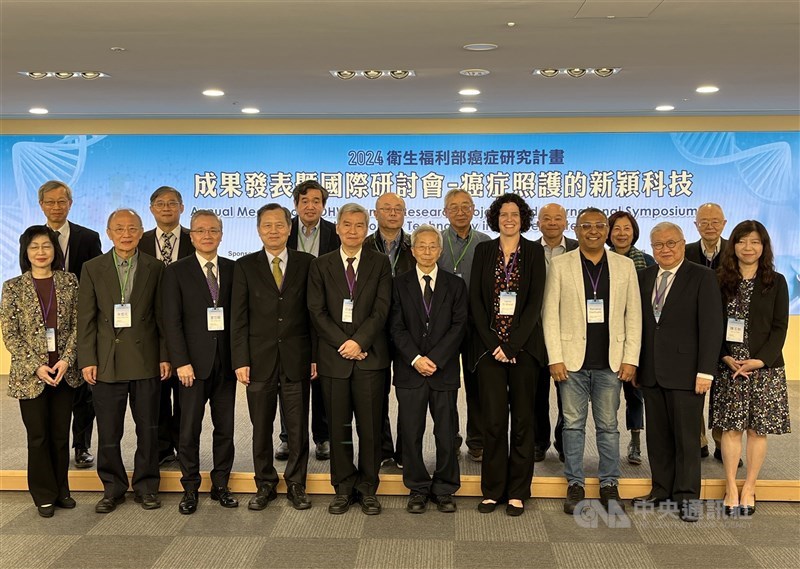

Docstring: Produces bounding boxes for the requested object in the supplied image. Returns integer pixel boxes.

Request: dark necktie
[162,233,174,266]
[54,230,65,270]
[345,257,356,297]
[205,261,219,303]
[422,275,433,324]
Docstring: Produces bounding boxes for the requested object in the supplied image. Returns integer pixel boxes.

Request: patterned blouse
[491,246,522,344]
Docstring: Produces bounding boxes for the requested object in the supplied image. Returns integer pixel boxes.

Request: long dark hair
[717,220,776,302]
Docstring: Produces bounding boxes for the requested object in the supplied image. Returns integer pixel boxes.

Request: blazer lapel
[569,253,587,323]
[404,272,427,328]
[642,267,657,320]
[353,252,376,303]
[428,273,449,325]
[253,250,281,294]
[191,258,215,305]
[128,256,151,308]
[659,262,690,320]
[101,253,123,305]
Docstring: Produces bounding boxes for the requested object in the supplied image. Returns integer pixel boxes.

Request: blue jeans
[558,368,621,487]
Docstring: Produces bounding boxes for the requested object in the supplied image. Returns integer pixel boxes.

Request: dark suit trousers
[320,368,384,496]
[279,379,328,445]
[533,364,564,452]
[19,381,74,506]
[641,384,704,502]
[158,376,181,458]
[71,382,95,450]
[380,366,402,462]
[622,381,645,431]
[93,377,161,498]
[178,357,236,491]
[477,351,538,501]
[462,347,483,451]
[397,384,460,497]
[247,364,309,489]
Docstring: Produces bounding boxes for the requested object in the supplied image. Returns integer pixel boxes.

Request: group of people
[0,180,790,524]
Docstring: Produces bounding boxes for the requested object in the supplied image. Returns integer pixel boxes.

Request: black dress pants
[278,378,328,445]
[158,375,181,458]
[19,381,74,506]
[71,381,94,450]
[93,377,161,498]
[380,366,402,462]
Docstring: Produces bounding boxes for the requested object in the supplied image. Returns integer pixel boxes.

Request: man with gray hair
[390,225,468,513]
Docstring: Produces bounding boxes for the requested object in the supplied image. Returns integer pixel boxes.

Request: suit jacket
[77,250,167,382]
[542,249,642,372]
[469,237,547,367]
[364,229,415,277]
[389,268,468,390]
[720,273,789,368]
[638,261,723,390]
[308,247,392,378]
[1,271,83,398]
[287,217,340,256]
[231,248,315,382]
[685,238,728,269]
[62,221,102,279]
[139,226,195,261]
[161,254,235,380]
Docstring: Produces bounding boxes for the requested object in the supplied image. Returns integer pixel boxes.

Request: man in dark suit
[363,192,415,468]
[38,180,103,469]
[390,225,467,514]
[232,203,315,512]
[279,180,340,463]
[308,203,392,515]
[139,186,195,465]
[533,202,579,463]
[161,210,237,514]
[633,222,723,522]
[78,208,171,513]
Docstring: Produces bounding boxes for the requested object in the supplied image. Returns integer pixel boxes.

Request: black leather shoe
[134,493,161,510]
[478,500,498,514]
[533,447,546,462]
[248,485,277,510]
[564,484,585,515]
[158,452,176,466]
[467,448,483,462]
[328,494,353,515]
[56,496,76,509]
[506,502,524,516]
[739,495,756,517]
[179,491,198,515]
[287,484,312,510]
[679,500,700,522]
[74,449,94,468]
[210,486,239,508]
[315,441,330,460]
[37,504,55,518]
[599,484,626,512]
[275,441,289,461]
[433,494,456,513]
[360,495,381,515]
[631,494,668,508]
[700,445,710,458]
[406,493,428,514]
[95,495,125,513]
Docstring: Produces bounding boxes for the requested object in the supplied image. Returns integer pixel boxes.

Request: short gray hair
[337,202,368,224]
[411,224,443,248]
[38,180,72,202]
[191,209,223,230]
[107,208,143,228]
[650,222,684,240]
[443,188,472,208]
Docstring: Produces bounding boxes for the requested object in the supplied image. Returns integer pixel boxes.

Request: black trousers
[19,381,74,506]
[158,375,181,458]
[533,365,564,452]
[622,381,645,431]
[279,378,328,445]
[71,381,94,450]
[320,368,384,497]
[462,349,483,451]
[93,377,161,498]
[641,384,704,503]
[177,357,236,492]
[380,366,402,462]
[247,363,309,489]
[397,384,460,497]
[477,351,538,501]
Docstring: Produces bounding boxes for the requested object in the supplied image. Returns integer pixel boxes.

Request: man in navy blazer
[390,225,467,514]
[161,210,237,515]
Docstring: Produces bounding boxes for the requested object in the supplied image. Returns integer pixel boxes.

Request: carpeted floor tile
[355,538,453,569]
[269,506,365,539]
[748,546,800,569]
[454,541,556,569]
[552,543,657,569]
[0,534,81,569]
[255,537,360,569]
[647,545,756,568]
[360,505,456,540]
[152,536,267,569]
[455,507,549,542]
[88,499,189,536]
[49,535,175,569]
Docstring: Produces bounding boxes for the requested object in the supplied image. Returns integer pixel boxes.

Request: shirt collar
[447,225,472,242]
[156,226,182,241]
[196,252,218,270]
[540,235,566,251]
[48,220,70,236]
[340,247,362,264]
[265,247,288,266]
[657,258,684,277]
[416,264,438,285]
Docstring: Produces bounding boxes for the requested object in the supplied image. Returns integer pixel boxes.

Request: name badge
[587,299,605,324]
[342,299,354,323]
[114,303,132,328]
[207,307,225,331]
[499,291,517,316]
[726,318,745,343]
[45,328,56,352]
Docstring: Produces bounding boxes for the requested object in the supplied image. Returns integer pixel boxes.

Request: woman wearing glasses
[0,226,82,517]
[712,220,790,517]
[470,194,546,516]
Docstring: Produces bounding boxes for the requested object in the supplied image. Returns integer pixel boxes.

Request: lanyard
[33,276,55,323]
[299,226,319,254]
[446,228,473,273]
[375,238,400,275]
[582,259,604,300]
[112,250,134,303]
[500,244,519,289]
[653,273,671,308]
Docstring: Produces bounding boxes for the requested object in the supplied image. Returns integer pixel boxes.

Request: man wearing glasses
[139,186,195,466]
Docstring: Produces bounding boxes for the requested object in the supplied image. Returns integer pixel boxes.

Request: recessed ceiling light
[655,105,675,111]
[54,72,75,80]
[536,69,559,77]
[460,68,490,77]
[696,85,719,94]
[593,68,616,77]
[507,22,516,27]
[335,70,356,80]
[607,15,616,19]
[80,71,102,80]
[459,88,481,96]
[203,89,225,97]
[110,46,126,52]
[566,68,587,78]
[26,71,49,80]
[459,106,477,113]
[29,107,49,115]
[363,70,384,79]
[241,107,260,114]
[463,43,498,51]
[389,70,410,79]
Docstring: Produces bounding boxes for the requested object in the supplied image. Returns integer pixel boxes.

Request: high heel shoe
[722,493,739,517]
[739,497,756,517]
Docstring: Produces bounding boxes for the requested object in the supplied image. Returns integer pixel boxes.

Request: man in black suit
[161,210,237,514]
[533,202,579,463]
[139,186,195,465]
[232,203,315,512]
[390,225,467,514]
[38,180,103,469]
[279,180,340,463]
[633,222,723,522]
[78,208,171,513]
[308,203,392,515]
[363,192,415,468]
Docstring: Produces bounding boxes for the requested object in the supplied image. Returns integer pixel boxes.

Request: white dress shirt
[155,226,182,264]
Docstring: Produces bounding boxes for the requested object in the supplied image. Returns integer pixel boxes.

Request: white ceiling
[1,0,799,118]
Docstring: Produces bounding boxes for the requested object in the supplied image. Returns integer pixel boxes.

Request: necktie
[161,233,174,266]
[54,230,65,270]
[205,261,218,303]
[653,271,671,312]
[272,257,283,289]
[345,257,356,297]
[422,275,433,323]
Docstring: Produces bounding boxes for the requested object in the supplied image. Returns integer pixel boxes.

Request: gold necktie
[272,257,283,288]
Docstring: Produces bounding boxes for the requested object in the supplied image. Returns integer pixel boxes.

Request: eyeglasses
[651,239,684,251]
[578,222,608,231]
[446,205,474,214]
[413,245,441,252]
[109,226,142,235]
[190,229,221,236]
[28,243,55,252]
[41,199,70,208]
[151,200,181,209]
[378,207,405,215]
[696,220,723,228]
